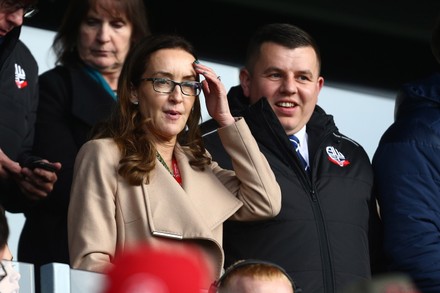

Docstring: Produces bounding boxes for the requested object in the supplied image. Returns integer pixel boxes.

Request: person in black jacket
[201,23,384,293]
[0,2,60,215]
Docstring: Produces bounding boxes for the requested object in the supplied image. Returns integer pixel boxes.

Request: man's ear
[239,68,251,97]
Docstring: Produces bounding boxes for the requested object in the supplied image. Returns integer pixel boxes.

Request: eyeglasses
[140,77,202,96]
[1,0,39,18]
[0,261,7,282]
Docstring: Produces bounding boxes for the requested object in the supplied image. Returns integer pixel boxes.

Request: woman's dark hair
[94,34,210,185]
[52,0,150,66]
[0,205,9,250]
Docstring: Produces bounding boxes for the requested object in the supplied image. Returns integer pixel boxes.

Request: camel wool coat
[67,118,281,281]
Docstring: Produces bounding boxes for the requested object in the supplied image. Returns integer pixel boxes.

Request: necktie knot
[289,135,309,173]
[289,135,301,151]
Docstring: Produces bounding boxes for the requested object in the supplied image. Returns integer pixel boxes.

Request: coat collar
[68,66,116,126]
[142,145,243,240]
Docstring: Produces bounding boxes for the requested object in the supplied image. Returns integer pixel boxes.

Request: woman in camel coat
[67,34,281,290]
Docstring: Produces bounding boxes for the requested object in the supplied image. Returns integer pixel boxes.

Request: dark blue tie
[289,135,310,172]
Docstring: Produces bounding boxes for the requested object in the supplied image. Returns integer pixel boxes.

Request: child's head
[211,259,300,293]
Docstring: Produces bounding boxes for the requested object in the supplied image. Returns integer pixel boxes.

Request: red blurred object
[101,242,213,293]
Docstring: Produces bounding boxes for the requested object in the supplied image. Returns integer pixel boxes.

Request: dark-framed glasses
[1,0,39,18]
[140,77,202,96]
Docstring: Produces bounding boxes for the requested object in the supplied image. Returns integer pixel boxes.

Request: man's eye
[268,73,282,78]
[298,75,312,82]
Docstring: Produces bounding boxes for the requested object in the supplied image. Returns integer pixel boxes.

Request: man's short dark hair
[245,23,321,75]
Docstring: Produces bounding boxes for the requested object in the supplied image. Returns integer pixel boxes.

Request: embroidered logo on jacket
[15,64,28,89]
[326,146,350,167]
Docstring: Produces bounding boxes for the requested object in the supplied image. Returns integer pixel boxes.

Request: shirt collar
[293,126,307,145]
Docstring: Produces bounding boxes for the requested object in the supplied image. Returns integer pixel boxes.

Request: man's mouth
[276,102,296,108]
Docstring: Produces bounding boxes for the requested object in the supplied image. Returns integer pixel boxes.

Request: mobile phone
[26,160,58,172]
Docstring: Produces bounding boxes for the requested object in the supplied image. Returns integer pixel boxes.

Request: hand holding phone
[21,156,59,172]
[26,160,58,172]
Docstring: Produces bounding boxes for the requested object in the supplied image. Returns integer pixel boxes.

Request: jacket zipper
[285,135,336,292]
[308,131,336,293]
[258,100,338,292]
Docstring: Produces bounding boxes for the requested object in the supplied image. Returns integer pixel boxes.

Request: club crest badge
[15,63,28,89]
[326,146,350,167]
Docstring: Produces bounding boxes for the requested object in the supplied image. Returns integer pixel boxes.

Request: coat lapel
[70,67,115,126]
[143,146,242,240]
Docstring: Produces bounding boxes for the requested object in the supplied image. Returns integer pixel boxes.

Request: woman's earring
[130,85,139,105]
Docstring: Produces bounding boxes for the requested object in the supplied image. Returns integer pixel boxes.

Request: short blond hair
[211,259,300,293]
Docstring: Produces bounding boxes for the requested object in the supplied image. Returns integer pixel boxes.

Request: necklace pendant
[156,152,182,185]
[156,152,173,175]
